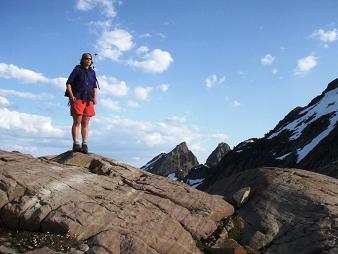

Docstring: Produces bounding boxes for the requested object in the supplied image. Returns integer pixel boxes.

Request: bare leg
[72,115,82,143]
[81,116,91,144]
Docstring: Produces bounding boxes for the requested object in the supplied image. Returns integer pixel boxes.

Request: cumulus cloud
[136,46,149,54]
[0,63,66,89]
[127,49,173,73]
[158,84,169,92]
[205,74,226,88]
[0,96,9,107]
[98,75,129,97]
[127,100,140,108]
[311,28,337,47]
[100,98,121,112]
[88,20,112,34]
[96,29,134,61]
[92,115,228,151]
[76,0,116,17]
[165,116,187,124]
[294,55,317,76]
[0,108,63,137]
[261,54,275,65]
[0,89,53,100]
[134,86,152,100]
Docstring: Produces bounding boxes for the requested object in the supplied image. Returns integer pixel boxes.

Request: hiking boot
[72,143,81,152]
[81,144,88,154]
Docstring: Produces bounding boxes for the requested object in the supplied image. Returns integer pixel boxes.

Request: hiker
[66,53,98,154]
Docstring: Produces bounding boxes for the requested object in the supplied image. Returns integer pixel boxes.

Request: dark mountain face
[205,142,231,167]
[200,79,338,190]
[141,142,199,179]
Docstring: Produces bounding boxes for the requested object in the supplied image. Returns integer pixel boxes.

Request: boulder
[0,150,234,254]
[205,167,338,253]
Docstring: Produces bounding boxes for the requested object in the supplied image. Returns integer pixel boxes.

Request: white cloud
[158,83,169,92]
[0,108,63,137]
[237,70,246,76]
[2,144,38,154]
[261,54,275,65]
[139,33,151,38]
[92,115,228,153]
[134,86,152,100]
[166,116,187,124]
[127,100,140,108]
[272,68,278,75]
[100,98,121,112]
[88,20,112,34]
[311,28,337,46]
[157,33,167,39]
[76,0,116,17]
[0,63,65,89]
[98,75,129,97]
[127,49,173,73]
[0,96,10,107]
[294,55,317,76]
[0,89,53,100]
[232,100,241,107]
[205,74,225,88]
[136,46,149,54]
[96,29,134,61]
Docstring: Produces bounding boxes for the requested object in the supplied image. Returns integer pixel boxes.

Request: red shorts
[70,99,95,117]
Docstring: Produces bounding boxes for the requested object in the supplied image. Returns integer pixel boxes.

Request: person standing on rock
[66,53,98,154]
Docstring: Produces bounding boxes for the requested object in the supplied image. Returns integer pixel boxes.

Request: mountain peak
[141,142,199,179]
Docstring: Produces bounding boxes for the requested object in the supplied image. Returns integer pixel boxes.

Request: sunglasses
[84,58,92,60]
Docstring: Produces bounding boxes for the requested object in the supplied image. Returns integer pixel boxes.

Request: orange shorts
[70,99,95,117]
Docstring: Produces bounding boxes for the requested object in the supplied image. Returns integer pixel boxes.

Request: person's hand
[70,96,76,102]
[93,97,97,105]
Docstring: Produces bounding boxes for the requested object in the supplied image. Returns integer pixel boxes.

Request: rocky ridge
[141,142,199,180]
[0,150,234,254]
[206,167,338,254]
[200,79,338,190]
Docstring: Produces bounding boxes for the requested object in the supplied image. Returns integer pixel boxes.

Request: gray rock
[206,142,231,168]
[141,142,199,179]
[24,247,61,253]
[231,187,250,208]
[0,245,19,254]
[78,243,89,252]
[0,150,234,254]
[206,167,338,253]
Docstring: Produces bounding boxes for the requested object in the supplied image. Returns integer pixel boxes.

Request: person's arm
[93,87,97,104]
[66,84,76,102]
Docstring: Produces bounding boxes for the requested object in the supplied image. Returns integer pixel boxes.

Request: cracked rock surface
[0,150,234,254]
[206,167,338,254]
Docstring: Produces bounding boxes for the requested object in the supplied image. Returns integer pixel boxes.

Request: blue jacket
[66,65,97,101]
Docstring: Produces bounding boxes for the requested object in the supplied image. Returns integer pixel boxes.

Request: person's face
[83,55,92,68]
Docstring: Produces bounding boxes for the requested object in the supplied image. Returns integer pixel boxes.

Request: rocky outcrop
[0,150,234,254]
[206,143,231,168]
[141,142,199,179]
[205,167,338,254]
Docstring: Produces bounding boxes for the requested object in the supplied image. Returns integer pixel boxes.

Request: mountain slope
[141,142,199,179]
[201,78,338,189]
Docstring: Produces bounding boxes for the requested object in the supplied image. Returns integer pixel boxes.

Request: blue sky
[1,0,338,167]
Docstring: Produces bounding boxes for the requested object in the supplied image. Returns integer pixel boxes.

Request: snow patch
[276,152,292,160]
[167,172,178,181]
[186,178,204,188]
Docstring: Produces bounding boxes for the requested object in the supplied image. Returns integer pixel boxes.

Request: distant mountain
[183,142,231,188]
[141,142,199,180]
[200,78,338,189]
[206,142,231,167]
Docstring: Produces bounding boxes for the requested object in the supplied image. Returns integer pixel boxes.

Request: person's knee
[73,119,82,127]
